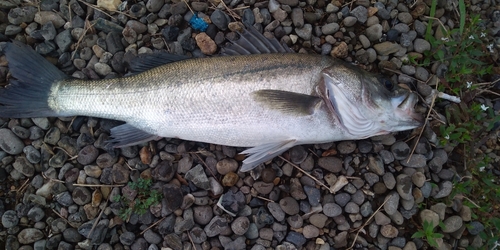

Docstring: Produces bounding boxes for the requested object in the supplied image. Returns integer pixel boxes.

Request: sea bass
[0,28,422,171]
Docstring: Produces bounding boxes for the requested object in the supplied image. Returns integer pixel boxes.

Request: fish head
[320,63,423,138]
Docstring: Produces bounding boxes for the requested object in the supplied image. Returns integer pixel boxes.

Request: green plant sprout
[411,220,445,248]
[113,177,163,221]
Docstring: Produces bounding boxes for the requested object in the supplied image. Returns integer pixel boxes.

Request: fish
[0,27,423,172]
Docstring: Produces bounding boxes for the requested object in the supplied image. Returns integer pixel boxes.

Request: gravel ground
[0,0,499,249]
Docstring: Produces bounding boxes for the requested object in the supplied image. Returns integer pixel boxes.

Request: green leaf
[412,231,426,239]
[458,0,465,35]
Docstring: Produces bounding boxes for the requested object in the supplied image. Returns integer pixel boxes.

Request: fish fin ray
[107,124,161,147]
[240,139,297,172]
[252,89,322,116]
[0,41,67,118]
[128,52,190,74]
[221,24,292,55]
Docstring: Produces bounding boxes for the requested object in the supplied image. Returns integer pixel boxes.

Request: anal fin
[240,139,297,172]
[107,124,161,147]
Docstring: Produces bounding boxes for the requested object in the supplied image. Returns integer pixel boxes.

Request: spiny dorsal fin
[221,24,293,55]
[252,89,322,116]
[128,52,190,74]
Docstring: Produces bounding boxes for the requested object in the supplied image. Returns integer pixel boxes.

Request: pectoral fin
[107,124,161,147]
[240,139,297,172]
[252,90,322,116]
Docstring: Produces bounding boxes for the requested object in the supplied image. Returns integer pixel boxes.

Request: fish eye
[379,77,394,90]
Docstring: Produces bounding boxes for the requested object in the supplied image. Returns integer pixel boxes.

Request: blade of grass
[425,0,438,41]
[458,0,466,35]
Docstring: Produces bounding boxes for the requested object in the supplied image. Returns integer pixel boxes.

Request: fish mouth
[397,92,424,126]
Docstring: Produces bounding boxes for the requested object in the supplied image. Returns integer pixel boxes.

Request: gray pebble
[13,156,35,177]
[231,216,250,235]
[0,128,24,154]
[396,174,413,200]
[303,185,320,206]
[8,6,38,25]
[442,215,463,233]
[295,23,312,40]
[414,38,431,53]
[291,8,304,28]
[44,127,61,145]
[350,6,367,23]
[334,192,351,207]
[23,145,41,164]
[321,22,339,35]
[279,196,300,215]
[285,231,306,247]
[400,154,427,168]
[32,118,50,130]
[185,164,210,190]
[391,141,410,160]
[211,9,230,30]
[267,202,285,221]
[345,202,360,213]
[62,227,81,243]
[360,202,373,217]
[365,24,382,41]
[18,228,44,244]
[55,29,73,52]
[287,214,303,229]
[27,206,45,222]
[433,181,453,199]
[323,203,342,217]
[384,192,399,215]
[368,155,385,176]
[77,145,99,165]
[29,126,44,140]
[5,24,23,36]
[289,145,308,164]
[143,229,162,244]
[72,187,91,205]
[204,216,229,237]
[318,156,342,173]
[119,231,135,245]
[2,210,19,228]
[468,221,484,235]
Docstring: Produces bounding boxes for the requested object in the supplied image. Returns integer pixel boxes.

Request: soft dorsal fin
[221,24,293,55]
[252,89,322,116]
[128,52,190,74]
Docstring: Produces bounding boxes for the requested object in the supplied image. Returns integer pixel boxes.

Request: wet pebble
[0,128,24,154]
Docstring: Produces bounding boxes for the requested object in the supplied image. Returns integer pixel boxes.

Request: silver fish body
[0,40,422,171]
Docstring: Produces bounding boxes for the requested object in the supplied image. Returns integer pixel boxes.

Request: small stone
[222,172,239,187]
[18,228,44,244]
[279,197,300,215]
[193,205,213,225]
[380,224,398,238]
[96,0,121,12]
[442,215,463,233]
[323,203,342,217]
[350,6,368,23]
[302,225,319,238]
[433,181,452,199]
[112,164,130,184]
[204,216,229,237]
[295,23,312,40]
[414,38,431,53]
[401,154,427,168]
[321,22,340,35]
[345,202,360,213]
[77,145,99,165]
[143,229,162,244]
[285,231,306,247]
[391,141,410,160]
[13,156,35,177]
[267,202,285,221]
[253,181,274,195]
[419,209,439,228]
[0,128,24,154]
[373,41,402,56]
[384,192,399,215]
[2,210,19,228]
[34,11,65,28]
[331,42,348,58]
[211,9,230,30]
[468,221,484,235]
[27,207,45,222]
[396,174,413,200]
[318,156,342,173]
[119,231,135,245]
[303,185,321,206]
[185,164,210,190]
[411,172,426,187]
[72,187,92,205]
[366,24,383,41]
[195,32,217,55]
[216,158,238,175]
[231,216,250,235]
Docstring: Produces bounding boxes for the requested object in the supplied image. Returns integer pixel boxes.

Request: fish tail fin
[0,41,67,118]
